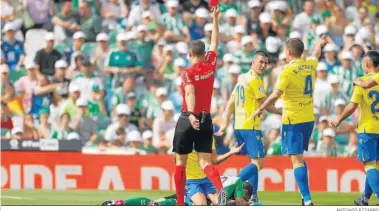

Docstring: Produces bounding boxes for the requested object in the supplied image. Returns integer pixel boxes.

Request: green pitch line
[1,190,378,205]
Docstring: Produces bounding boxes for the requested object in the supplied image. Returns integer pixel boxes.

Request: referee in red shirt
[172,6,226,206]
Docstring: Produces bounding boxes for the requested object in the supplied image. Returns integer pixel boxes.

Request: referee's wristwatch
[186,112,195,117]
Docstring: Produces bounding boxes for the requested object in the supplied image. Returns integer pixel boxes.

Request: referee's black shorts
[172,113,213,155]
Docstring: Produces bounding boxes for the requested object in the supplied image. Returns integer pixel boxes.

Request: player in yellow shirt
[216,51,281,205]
[184,140,245,205]
[332,50,379,206]
[252,37,327,206]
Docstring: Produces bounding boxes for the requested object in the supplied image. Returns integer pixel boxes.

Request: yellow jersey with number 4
[232,71,266,130]
[351,73,379,134]
[275,58,318,124]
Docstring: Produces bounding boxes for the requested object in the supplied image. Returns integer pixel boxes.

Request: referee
[172,6,226,206]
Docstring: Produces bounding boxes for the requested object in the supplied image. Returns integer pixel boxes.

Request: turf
[1,190,378,205]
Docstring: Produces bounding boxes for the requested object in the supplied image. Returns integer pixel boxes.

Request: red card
[209,0,219,7]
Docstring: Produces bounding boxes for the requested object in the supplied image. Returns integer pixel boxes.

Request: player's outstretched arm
[253,89,283,118]
[211,143,245,164]
[330,102,358,128]
[312,35,328,60]
[215,95,235,136]
[209,6,220,53]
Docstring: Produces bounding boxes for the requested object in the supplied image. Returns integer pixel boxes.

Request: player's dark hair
[255,50,269,58]
[364,50,379,68]
[189,40,206,56]
[243,182,253,201]
[286,38,304,58]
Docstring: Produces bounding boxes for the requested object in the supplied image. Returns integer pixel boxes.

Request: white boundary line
[1,196,34,200]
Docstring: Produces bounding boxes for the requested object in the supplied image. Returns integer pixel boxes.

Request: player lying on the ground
[101,176,252,206]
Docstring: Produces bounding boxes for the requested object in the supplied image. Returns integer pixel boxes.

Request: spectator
[162,0,190,43]
[292,0,316,36]
[100,0,128,31]
[216,53,233,82]
[146,87,167,125]
[311,115,329,144]
[157,45,175,82]
[29,74,62,116]
[325,6,351,46]
[225,25,244,54]
[60,83,81,120]
[10,127,23,140]
[341,25,357,52]
[345,0,362,22]
[6,84,24,116]
[350,42,365,74]
[105,32,142,91]
[322,43,341,73]
[220,9,239,42]
[75,0,102,42]
[91,33,109,84]
[22,0,56,31]
[71,98,98,146]
[88,83,106,120]
[317,128,337,157]
[266,128,281,156]
[52,0,79,40]
[36,108,50,139]
[211,80,223,116]
[71,55,103,101]
[221,64,240,101]
[235,36,255,73]
[129,25,156,71]
[152,100,176,151]
[329,99,355,146]
[321,75,349,115]
[314,62,331,112]
[219,0,239,14]
[1,23,25,71]
[111,76,138,111]
[182,0,208,14]
[168,77,182,113]
[1,64,13,103]
[245,0,262,36]
[351,7,369,30]
[127,0,161,30]
[65,31,86,68]
[22,113,39,139]
[126,130,147,155]
[15,61,39,113]
[187,8,209,41]
[257,12,276,42]
[104,104,137,143]
[141,130,157,154]
[34,32,63,77]
[52,60,70,98]
[126,92,144,129]
[0,102,13,138]
[151,39,166,69]
[50,112,71,139]
[107,127,127,147]
[334,51,359,96]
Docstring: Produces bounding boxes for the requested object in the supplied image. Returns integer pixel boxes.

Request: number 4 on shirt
[304,75,313,97]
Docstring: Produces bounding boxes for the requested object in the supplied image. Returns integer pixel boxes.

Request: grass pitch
[1,190,378,205]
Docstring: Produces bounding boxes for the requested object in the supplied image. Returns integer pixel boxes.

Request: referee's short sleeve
[205,51,217,70]
[181,71,194,87]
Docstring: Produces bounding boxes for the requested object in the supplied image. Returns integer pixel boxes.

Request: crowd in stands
[1,0,378,156]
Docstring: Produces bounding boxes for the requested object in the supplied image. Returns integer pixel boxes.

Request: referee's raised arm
[209,6,220,54]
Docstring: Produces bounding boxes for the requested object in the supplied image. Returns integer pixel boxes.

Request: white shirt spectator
[127,2,161,28]
[152,114,176,148]
[71,75,103,102]
[104,122,138,142]
[292,12,314,36]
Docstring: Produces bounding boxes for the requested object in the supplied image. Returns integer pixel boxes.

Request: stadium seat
[9,68,26,83]
[24,29,48,59]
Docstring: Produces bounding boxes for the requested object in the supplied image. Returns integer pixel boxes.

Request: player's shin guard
[365,164,379,201]
[174,166,186,205]
[294,162,311,204]
[204,165,223,192]
[238,163,259,201]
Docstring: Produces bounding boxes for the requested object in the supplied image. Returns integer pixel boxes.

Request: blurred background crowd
[1,0,378,156]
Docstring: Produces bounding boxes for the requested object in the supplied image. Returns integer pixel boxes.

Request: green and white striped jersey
[332,65,363,96]
[161,13,187,35]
